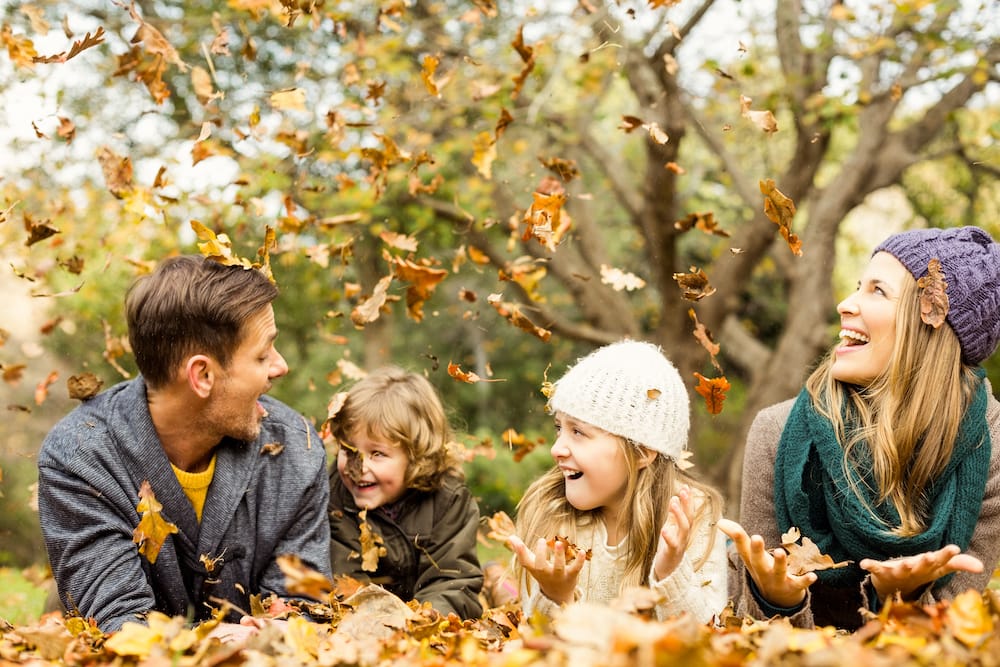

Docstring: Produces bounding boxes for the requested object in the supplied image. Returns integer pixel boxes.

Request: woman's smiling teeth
[839,329,870,346]
[565,470,583,480]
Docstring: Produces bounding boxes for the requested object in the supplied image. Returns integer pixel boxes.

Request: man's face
[206,304,288,443]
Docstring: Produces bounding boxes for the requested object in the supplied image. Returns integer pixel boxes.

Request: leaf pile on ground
[2,585,1000,666]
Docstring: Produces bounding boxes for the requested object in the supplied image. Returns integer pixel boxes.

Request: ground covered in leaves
[3,582,1000,667]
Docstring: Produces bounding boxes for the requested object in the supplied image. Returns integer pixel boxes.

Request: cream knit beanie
[548,340,689,459]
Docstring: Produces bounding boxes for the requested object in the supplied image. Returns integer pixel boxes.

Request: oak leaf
[916,258,948,328]
[672,266,716,301]
[34,26,105,64]
[132,481,179,564]
[779,527,851,575]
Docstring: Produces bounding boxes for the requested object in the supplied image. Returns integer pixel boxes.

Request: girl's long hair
[805,273,978,535]
[513,437,722,592]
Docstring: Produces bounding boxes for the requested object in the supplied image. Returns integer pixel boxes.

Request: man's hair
[125,255,279,388]
[331,366,463,491]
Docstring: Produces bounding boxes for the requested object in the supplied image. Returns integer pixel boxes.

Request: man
[37,255,331,633]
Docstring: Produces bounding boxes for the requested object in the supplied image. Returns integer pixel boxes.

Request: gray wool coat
[37,378,332,632]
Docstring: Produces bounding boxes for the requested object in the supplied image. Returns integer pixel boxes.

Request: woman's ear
[185,355,215,398]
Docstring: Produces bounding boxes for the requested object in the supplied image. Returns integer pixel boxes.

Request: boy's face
[337,426,409,509]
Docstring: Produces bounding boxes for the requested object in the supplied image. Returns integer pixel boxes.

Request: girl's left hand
[652,486,694,581]
[859,545,983,602]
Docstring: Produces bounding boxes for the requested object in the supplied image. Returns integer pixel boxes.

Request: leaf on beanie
[917,258,949,329]
[780,526,851,576]
[647,388,661,399]
[693,372,731,415]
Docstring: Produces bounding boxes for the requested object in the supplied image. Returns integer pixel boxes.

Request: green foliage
[463,431,553,519]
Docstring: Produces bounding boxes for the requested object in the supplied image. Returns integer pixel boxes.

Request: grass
[0,567,47,626]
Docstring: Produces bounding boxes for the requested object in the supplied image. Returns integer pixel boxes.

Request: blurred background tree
[0,0,997,568]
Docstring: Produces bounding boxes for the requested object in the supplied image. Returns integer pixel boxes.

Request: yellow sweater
[171,454,217,522]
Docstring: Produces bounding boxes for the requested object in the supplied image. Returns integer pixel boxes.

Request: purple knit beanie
[873,226,1000,365]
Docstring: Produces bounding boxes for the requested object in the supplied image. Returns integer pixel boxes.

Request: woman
[722,226,1000,630]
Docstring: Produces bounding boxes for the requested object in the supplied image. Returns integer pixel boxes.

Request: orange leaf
[916,258,949,329]
[132,481,179,564]
[485,511,517,546]
[779,527,851,576]
[502,427,543,462]
[693,372,731,415]
[688,309,722,372]
[358,510,387,572]
[34,371,59,406]
[487,293,552,342]
[760,179,801,255]
[386,255,447,322]
[276,553,333,600]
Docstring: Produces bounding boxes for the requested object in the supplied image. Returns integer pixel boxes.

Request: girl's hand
[653,486,694,580]
[507,535,586,605]
[859,545,983,602]
[718,518,816,609]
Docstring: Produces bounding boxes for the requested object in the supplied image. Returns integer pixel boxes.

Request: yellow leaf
[132,481,178,564]
[270,87,306,111]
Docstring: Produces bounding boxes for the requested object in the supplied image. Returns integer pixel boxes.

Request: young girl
[327,366,483,619]
[507,340,727,623]
[722,226,1000,630]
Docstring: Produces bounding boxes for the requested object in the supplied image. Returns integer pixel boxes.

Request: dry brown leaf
[916,258,949,329]
[780,527,851,575]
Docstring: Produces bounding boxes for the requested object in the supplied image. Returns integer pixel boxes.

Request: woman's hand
[507,535,586,605]
[653,486,695,580]
[859,545,983,602]
[718,518,816,609]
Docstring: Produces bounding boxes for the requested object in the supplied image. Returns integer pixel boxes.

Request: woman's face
[831,251,912,386]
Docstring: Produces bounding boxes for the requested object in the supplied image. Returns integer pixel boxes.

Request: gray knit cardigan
[37,378,332,632]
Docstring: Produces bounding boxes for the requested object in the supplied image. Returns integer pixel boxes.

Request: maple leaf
[277,553,334,600]
[693,372,731,415]
[779,527,851,575]
[358,510,387,572]
[740,95,779,134]
[67,373,103,400]
[760,179,801,255]
[386,254,447,322]
[916,258,948,328]
[672,266,716,301]
[132,480,179,564]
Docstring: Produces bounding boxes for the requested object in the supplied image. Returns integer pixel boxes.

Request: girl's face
[550,412,631,526]
[337,426,410,510]
[832,251,910,386]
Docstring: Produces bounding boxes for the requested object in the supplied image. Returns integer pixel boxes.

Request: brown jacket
[730,389,1000,629]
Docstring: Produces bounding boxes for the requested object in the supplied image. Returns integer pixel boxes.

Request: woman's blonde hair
[331,366,463,491]
[806,273,978,535]
[513,434,722,592]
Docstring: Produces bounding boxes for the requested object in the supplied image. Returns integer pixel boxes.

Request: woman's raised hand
[859,545,983,602]
[507,535,587,605]
[718,518,816,609]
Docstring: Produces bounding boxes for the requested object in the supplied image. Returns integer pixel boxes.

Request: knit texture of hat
[873,226,1000,365]
[548,340,689,458]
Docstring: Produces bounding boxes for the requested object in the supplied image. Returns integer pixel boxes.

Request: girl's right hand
[507,535,586,605]
[718,518,816,609]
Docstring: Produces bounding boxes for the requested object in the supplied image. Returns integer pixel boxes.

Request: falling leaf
[780,527,851,575]
[539,155,580,182]
[688,308,722,372]
[600,264,646,291]
[277,553,334,600]
[95,145,134,199]
[522,176,570,251]
[420,53,441,96]
[510,25,536,99]
[672,266,716,301]
[270,87,306,111]
[1,24,39,68]
[693,372,731,415]
[386,254,447,322]
[34,370,58,405]
[487,293,552,342]
[471,131,496,179]
[760,179,801,255]
[132,480,179,564]
[67,373,103,400]
[739,95,778,134]
[23,212,60,247]
[503,427,542,462]
[351,275,393,329]
[33,26,105,64]
[674,212,730,238]
[916,258,948,328]
[358,510,387,572]
[447,362,503,384]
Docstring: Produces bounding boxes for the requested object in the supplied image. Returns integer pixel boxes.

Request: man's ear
[637,446,658,469]
[185,355,215,398]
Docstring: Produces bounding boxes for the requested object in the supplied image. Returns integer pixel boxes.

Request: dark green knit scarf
[774,368,990,589]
